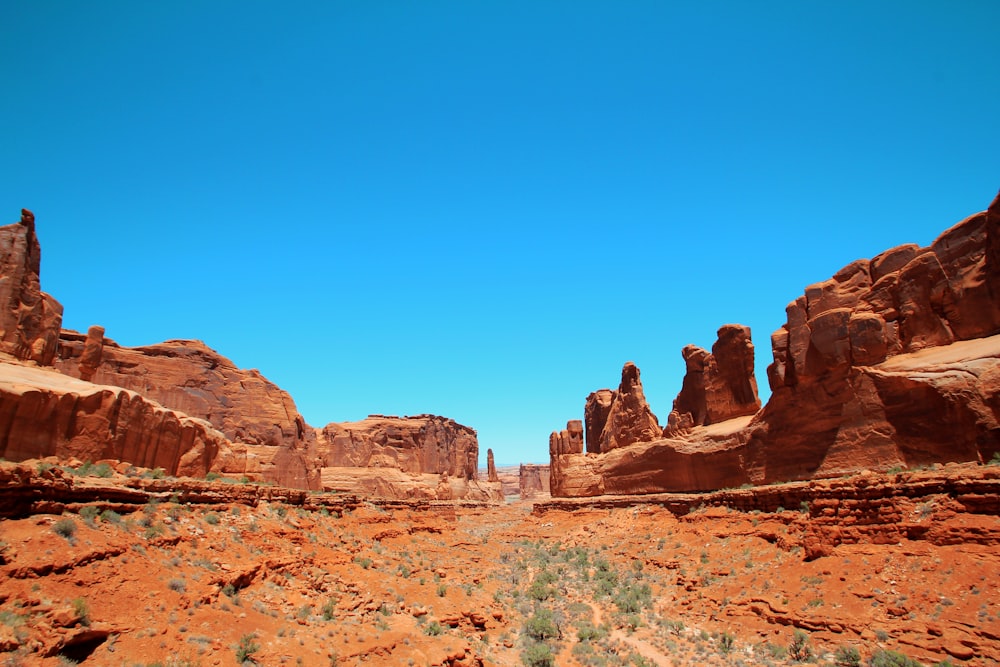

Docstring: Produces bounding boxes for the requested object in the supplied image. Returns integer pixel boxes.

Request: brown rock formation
[486,448,498,482]
[667,324,761,434]
[584,389,613,453]
[518,463,550,499]
[0,359,233,477]
[77,325,105,382]
[597,362,660,452]
[548,420,584,497]
[316,414,501,501]
[551,191,1000,497]
[0,210,63,366]
[318,414,479,479]
[56,336,318,489]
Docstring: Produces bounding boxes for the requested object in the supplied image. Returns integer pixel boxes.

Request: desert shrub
[423,620,443,636]
[522,641,555,667]
[167,579,186,593]
[204,513,220,525]
[718,631,735,655]
[868,649,922,667]
[78,505,99,525]
[53,518,77,541]
[100,509,123,525]
[437,583,448,597]
[834,645,862,667]
[576,622,606,642]
[235,633,259,663]
[524,608,558,641]
[71,597,90,626]
[321,598,336,620]
[789,629,812,662]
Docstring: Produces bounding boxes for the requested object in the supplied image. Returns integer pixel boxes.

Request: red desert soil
[1,460,998,666]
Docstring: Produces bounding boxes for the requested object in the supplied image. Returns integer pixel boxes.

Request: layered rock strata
[666,324,761,435]
[518,463,550,499]
[56,336,319,489]
[317,415,501,501]
[0,210,63,366]
[0,359,233,478]
[551,191,1000,496]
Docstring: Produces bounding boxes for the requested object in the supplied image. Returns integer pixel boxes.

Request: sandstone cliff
[666,324,761,434]
[317,414,502,501]
[0,358,233,477]
[56,334,320,489]
[551,191,1000,496]
[0,210,63,366]
[518,463,550,499]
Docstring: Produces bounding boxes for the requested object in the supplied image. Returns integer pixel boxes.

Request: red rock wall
[0,361,233,477]
[551,191,1000,497]
[56,335,319,489]
[518,463,550,499]
[668,324,761,433]
[0,211,63,366]
[318,414,480,480]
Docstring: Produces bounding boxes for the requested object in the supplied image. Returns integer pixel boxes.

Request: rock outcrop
[0,359,233,477]
[551,191,1000,497]
[56,335,319,489]
[317,415,501,501]
[588,363,661,453]
[548,420,583,497]
[666,324,761,435]
[486,448,498,482]
[584,389,613,453]
[518,463,550,499]
[0,210,63,366]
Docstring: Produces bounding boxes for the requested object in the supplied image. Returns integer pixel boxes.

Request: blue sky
[2,2,998,465]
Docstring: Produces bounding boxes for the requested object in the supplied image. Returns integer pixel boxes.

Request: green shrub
[834,645,862,667]
[321,598,336,621]
[53,518,77,540]
[71,597,90,626]
[204,513,220,525]
[522,641,555,667]
[235,633,259,663]
[868,649,922,667]
[524,608,558,641]
[789,629,812,662]
[423,620,443,636]
[79,505,99,525]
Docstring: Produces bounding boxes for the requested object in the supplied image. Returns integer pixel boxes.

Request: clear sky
[2,2,998,465]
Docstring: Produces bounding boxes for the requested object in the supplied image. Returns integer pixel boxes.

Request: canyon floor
[1,461,998,667]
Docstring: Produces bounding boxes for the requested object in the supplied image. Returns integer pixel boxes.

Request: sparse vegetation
[235,633,259,664]
[52,517,77,541]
